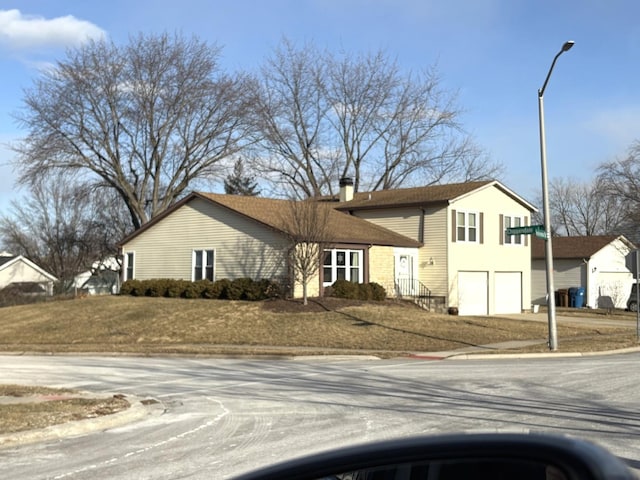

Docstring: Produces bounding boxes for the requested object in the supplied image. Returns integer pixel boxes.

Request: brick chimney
[339,177,354,202]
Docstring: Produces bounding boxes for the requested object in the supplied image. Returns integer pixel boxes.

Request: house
[118,192,421,298]
[0,252,58,296]
[333,179,536,315]
[119,179,536,315]
[72,257,121,295]
[531,235,636,309]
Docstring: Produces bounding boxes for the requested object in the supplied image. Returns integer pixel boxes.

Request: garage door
[458,271,488,315]
[495,272,522,314]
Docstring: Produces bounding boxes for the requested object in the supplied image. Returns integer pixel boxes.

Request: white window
[124,252,135,281]
[323,249,363,286]
[193,249,215,281]
[456,211,478,243]
[504,215,524,245]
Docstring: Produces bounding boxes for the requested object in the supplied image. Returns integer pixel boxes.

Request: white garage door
[495,272,522,314]
[458,271,488,315]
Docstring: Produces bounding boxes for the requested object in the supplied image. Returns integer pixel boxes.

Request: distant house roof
[0,254,58,282]
[0,255,15,268]
[531,235,636,260]
[332,180,537,212]
[120,192,422,248]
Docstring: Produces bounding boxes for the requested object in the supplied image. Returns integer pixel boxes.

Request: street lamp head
[562,40,575,52]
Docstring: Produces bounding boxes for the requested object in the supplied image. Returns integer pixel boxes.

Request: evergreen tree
[224,159,260,196]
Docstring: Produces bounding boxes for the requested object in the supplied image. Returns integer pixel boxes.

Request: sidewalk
[408,311,640,360]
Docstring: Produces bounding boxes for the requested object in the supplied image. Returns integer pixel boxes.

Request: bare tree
[282,199,332,305]
[253,38,502,197]
[13,32,254,229]
[597,141,640,242]
[0,173,131,292]
[253,39,335,198]
[532,177,626,237]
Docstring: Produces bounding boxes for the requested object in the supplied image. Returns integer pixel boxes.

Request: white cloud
[0,9,105,51]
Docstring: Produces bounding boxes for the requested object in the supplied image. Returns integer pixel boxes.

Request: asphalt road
[1,353,639,479]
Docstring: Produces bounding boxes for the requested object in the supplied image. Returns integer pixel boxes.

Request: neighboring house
[0,252,58,296]
[119,179,536,315]
[72,257,121,295]
[531,235,636,309]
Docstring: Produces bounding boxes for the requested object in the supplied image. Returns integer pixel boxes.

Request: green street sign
[506,224,546,238]
[534,229,548,240]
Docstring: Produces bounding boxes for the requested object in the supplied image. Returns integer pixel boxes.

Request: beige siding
[122,198,289,282]
[447,186,532,314]
[531,259,548,304]
[352,208,422,242]
[419,205,448,296]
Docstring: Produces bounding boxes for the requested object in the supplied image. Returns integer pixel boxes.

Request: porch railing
[393,278,432,311]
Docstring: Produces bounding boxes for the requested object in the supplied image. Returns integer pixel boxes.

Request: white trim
[394,247,418,296]
[456,210,479,243]
[322,248,364,287]
[192,248,215,281]
[503,214,525,246]
[124,252,135,281]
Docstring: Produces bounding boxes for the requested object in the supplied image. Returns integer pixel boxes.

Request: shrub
[367,282,387,301]
[330,280,359,299]
[118,277,285,301]
[328,280,386,301]
[243,278,268,301]
[182,281,206,299]
[146,279,168,297]
[261,279,283,299]
[200,279,222,299]
[165,280,188,298]
[211,278,232,299]
[120,279,144,296]
[225,278,252,300]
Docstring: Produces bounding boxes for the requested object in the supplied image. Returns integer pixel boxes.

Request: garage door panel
[495,272,522,314]
[458,271,488,315]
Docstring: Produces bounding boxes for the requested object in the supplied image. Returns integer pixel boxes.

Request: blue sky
[1,0,639,212]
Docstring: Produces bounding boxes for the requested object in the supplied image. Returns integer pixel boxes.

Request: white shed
[0,253,58,296]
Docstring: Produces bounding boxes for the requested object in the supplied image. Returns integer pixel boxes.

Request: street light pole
[538,40,574,351]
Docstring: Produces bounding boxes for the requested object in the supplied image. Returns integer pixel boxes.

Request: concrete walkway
[408,311,640,360]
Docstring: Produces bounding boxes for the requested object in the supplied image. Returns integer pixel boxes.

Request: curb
[0,395,164,449]
[427,345,640,360]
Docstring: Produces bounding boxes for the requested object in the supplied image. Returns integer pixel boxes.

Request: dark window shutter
[499,214,504,245]
[451,209,457,242]
[480,212,484,244]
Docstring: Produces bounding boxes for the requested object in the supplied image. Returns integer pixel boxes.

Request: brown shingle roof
[531,235,634,259]
[333,180,506,210]
[119,192,421,248]
[197,193,421,247]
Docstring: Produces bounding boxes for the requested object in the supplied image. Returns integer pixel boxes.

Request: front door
[394,249,417,296]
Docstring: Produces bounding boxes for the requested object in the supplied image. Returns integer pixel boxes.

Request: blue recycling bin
[568,288,578,307]
[569,287,586,308]
[575,287,585,308]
